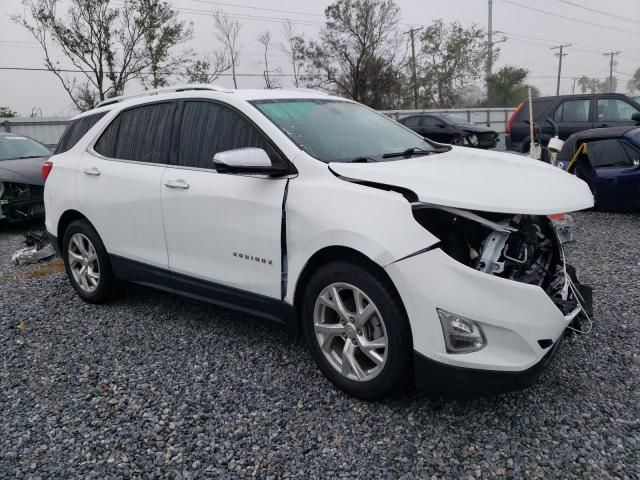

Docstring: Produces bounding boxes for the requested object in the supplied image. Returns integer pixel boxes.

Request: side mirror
[213,148,288,175]
[632,112,640,123]
[436,122,446,128]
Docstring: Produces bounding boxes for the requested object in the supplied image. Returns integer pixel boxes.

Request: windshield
[441,114,469,125]
[252,99,436,162]
[0,135,50,160]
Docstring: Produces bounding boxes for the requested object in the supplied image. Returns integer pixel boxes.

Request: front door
[595,97,640,128]
[160,100,288,300]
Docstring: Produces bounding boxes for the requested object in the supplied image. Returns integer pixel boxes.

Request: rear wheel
[302,261,412,400]
[62,220,118,303]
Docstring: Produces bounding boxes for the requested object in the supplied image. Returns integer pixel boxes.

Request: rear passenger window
[402,116,421,128]
[178,101,282,169]
[94,102,175,163]
[55,111,107,154]
[422,116,439,127]
[553,99,590,122]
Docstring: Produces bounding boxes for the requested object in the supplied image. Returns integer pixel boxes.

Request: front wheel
[302,261,412,400]
[451,135,464,146]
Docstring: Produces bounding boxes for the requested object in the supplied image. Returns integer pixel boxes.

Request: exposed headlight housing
[437,308,486,353]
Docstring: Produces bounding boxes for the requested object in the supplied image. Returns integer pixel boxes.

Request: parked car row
[506,93,640,152]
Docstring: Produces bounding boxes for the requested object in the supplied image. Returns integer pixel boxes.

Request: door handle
[83,167,101,176]
[164,179,190,190]
[597,124,609,128]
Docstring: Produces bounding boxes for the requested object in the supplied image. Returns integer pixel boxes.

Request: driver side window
[178,101,283,170]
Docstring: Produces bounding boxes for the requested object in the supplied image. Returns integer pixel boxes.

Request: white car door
[77,101,176,271]
[160,100,289,301]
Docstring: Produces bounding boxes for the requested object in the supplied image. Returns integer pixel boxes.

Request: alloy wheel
[67,233,100,293]
[313,282,388,382]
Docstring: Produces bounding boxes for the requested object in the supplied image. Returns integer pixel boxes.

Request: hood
[329,147,594,215]
[0,157,47,186]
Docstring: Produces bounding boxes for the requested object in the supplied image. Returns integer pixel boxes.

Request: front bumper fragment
[413,334,563,397]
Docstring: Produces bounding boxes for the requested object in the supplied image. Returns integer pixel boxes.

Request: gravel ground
[1,213,639,479]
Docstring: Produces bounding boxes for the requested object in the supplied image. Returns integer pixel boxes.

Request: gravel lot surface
[1,213,639,479]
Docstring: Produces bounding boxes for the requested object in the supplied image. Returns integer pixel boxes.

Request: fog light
[437,309,486,353]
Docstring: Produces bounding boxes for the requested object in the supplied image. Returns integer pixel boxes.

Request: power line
[0,65,322,78]
[499,0,640,37]
[555,0,640,24]
[0,65,594,80]
[187,0,323,18]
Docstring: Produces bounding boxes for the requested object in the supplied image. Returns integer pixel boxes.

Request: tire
[302,261,412,400]
[451,135,464,146]
[62,219,118,304]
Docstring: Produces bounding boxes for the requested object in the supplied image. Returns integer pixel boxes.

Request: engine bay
[412,204,591,320]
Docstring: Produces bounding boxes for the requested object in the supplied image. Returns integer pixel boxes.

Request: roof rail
[293,88,330,96]
[96,84,232,108]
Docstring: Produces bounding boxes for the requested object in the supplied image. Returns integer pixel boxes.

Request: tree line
[9,0,640,113]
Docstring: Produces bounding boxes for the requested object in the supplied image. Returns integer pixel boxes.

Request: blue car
[557,126,640,211]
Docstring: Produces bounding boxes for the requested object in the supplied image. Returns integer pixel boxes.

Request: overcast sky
[1,0,639,117]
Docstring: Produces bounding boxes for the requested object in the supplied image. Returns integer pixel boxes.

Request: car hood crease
[329,148,594,215]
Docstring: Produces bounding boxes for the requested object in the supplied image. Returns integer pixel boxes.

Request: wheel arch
[56,209,95,252]
[291,245,409,335]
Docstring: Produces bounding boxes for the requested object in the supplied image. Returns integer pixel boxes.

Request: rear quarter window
[55,111,107,154]
[515,99,556,122]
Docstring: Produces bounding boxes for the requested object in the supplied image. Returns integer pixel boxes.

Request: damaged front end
[0,181,45,222]
[412,203,592,326]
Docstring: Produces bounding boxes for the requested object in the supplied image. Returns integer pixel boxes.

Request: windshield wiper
[15,155,45,159]
[381,146,448,159]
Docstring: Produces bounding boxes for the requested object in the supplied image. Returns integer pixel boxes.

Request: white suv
[44,85,593,399]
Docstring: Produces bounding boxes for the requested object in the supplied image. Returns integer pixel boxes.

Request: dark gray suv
[506,93,640,153]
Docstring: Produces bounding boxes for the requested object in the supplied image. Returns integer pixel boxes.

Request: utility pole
[603,51,621,92]
[487,0,493,78]
[404,27,423,109]
[551,44,571,96]
[572,77,577,94]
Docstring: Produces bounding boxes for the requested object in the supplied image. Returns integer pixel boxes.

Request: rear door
[160,100,288,300]
[552,98,593,139]
[78,101,175,270]
[400,116,422,134]
[421,115,446,142]
[594,97,640,128]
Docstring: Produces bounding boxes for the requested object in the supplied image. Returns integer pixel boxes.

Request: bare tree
[14,0,191,111]
[303,0,406,109]
[257,31,280,89]
[184,53,230,83]
[213,11,241,88]
[279,20,305,88]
